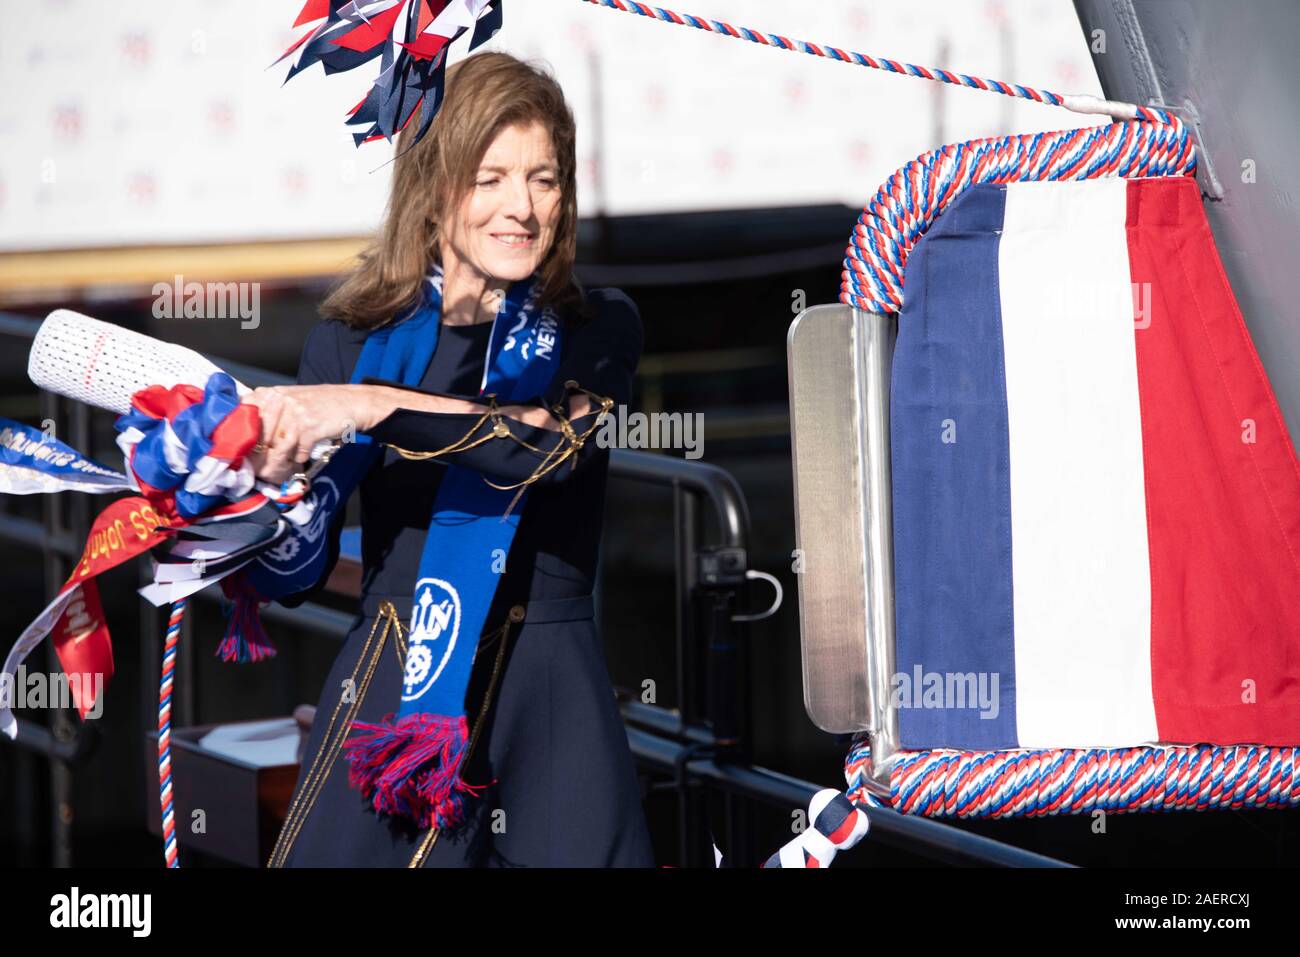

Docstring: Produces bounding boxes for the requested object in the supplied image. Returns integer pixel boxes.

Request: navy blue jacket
[269,285,655,868]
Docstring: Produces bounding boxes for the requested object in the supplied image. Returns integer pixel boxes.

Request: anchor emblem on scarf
[403,578,461,702]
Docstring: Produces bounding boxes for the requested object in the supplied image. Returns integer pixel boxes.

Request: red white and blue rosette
[114,372,262,522]
[0,369,309,742]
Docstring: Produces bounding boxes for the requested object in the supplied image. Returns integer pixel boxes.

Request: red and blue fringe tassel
[342,711,488,830]
[216,572,277,663]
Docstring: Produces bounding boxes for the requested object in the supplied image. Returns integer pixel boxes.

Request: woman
[246,52,654,867]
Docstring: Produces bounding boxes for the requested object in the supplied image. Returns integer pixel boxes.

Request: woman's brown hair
[322,51,586,329]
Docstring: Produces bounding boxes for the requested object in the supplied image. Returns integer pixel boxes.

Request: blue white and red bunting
[276,1,503,149]
[890,177,1300,753]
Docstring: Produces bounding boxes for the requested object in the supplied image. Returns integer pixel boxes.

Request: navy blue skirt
[269,593,654,867]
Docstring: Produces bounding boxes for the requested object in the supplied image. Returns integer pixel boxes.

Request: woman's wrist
[359,384,483,429]
[360,384,591,433]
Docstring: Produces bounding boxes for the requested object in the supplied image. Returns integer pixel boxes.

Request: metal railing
[0,309,1068,867]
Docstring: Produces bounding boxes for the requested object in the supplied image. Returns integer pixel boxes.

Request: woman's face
[439,119,562,284]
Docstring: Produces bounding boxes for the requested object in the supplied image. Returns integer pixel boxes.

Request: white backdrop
[0,0,1103,251]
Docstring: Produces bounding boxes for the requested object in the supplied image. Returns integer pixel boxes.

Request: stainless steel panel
[853,308,901,784]
[787,302,899,782]
[788,304,869,734]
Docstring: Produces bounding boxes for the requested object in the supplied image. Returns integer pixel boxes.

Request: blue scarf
[244,263,562,830]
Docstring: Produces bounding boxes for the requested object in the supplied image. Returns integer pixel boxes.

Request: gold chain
[382,399,505,462]
[485,390,611,518]
[268,600,526,868]
[394,612,408,667]
[381,381,614,521]
[383,382,613,474]
[408,603,524,867]
[267,603,398,868]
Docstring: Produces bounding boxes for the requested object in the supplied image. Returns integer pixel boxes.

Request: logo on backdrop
[402,578,461,702]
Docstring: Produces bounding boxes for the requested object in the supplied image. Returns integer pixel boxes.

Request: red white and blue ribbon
[0,496,174,740]
[277,0,503,148]
[0,434,152,745]
[114,371,261,521]
[2,370,287,740]
[761,788,870,868]
[3,365,319,867]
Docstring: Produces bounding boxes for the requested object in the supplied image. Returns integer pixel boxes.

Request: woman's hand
[244,384,381,484]
[242,384,596,484]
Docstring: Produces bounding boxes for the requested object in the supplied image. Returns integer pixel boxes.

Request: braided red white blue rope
[842,115,1195,312]
[583,0,1065,108]
[578,1,1196,313]
[158,599,186,868]
[846,738,1300,818]
[151,444,327,864]
[284,2,1194,314]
